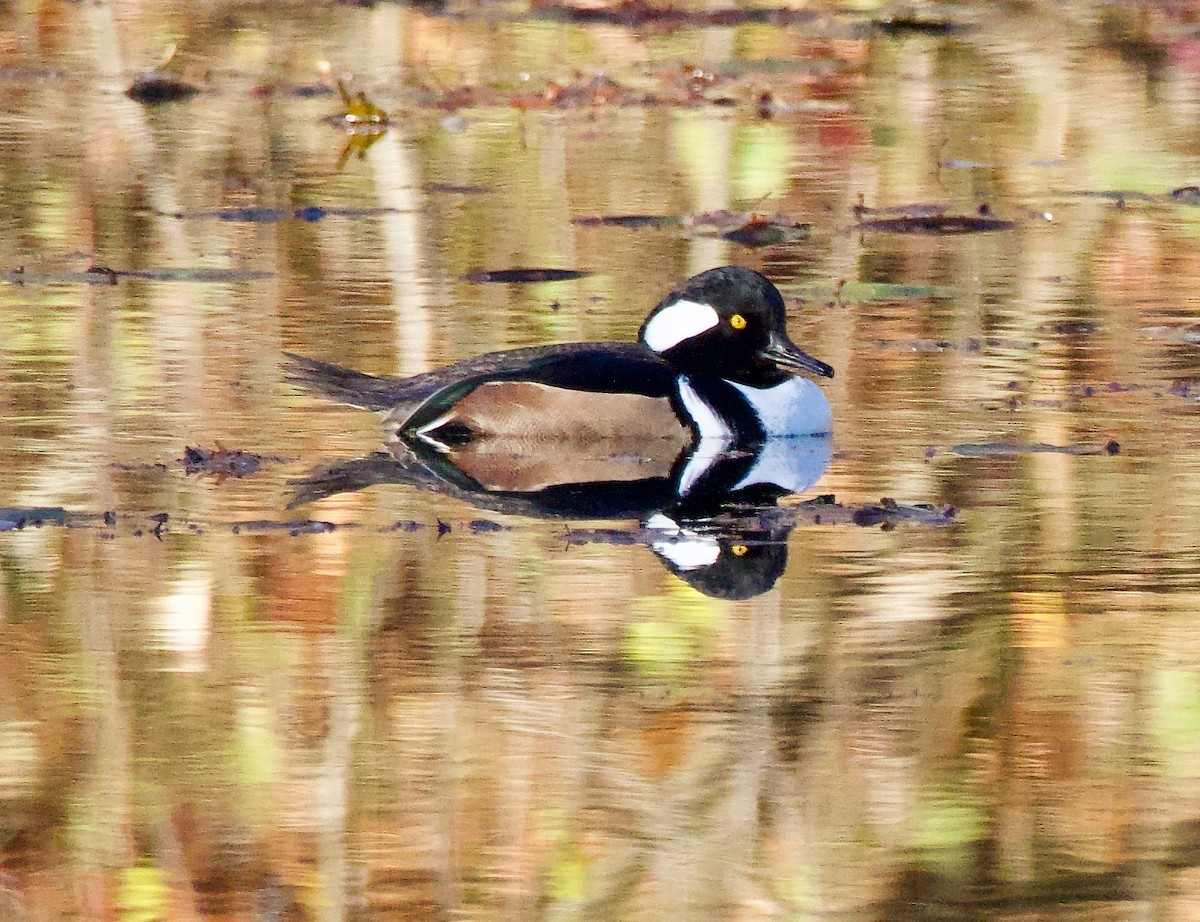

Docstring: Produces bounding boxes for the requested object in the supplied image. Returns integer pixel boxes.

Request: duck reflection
[291,434,831,600]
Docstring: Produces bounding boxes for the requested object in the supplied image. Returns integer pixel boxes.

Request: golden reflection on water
[2,0,1200,918]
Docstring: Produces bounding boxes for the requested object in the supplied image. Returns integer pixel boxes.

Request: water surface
[2,0,1200,918]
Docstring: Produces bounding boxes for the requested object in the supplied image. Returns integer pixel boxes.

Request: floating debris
[571,214,680,228]
[241,520,336,535]
[425,183,492,195]
[463,268,591,283]
[951,440,1121,457]
[873,15,964,35]
[688,209,811,245]
[126,43,200,104]
[127,73,200,105]
[873,336,1038,353]
[940,159,996,170]
[722,215,811,246]
[544,0,821,27]
[1052,188,1155,204]
[573,210,809,242]
[1,267,274,285]
[183,445,264,480]
[855,213,1015,234]
[1169,380,1200,400]
[1037,319,1100,335]
[166,206,401,223]
[335,79,389,126]
[854,200,947,220]
[0,507,69,530]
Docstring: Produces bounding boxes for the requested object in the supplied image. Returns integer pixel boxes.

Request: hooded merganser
[286,266,834,472]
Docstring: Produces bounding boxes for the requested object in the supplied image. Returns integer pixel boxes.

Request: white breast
[730,377,833,437]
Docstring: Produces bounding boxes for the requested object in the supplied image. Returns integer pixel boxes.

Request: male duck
[286,265,834,471]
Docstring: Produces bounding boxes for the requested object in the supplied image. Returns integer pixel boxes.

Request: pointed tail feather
[287,453,416,507]
[283,352,408,412]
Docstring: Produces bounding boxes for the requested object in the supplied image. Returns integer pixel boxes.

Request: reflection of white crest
[642,300,720,353]
[734,436,832,494]
[646,513,721,570]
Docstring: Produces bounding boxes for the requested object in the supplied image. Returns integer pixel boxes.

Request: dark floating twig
[854,201,947,220]
[951,440,1120,457]
[572,214,680,228]
[425,183,493,195]
[856,214,1015,234]
[872,15,964,35]
[1,267,274,285]
[166,205,403,223]
[873,336,1038,353]
[0,507,70,531]
[542,1,821,28]
[463,268,591,283]
[230,520,338,535]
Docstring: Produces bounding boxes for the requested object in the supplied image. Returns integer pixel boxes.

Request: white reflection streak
[318,637,360,922]
[369,6,432,377]
[154,574,212,673]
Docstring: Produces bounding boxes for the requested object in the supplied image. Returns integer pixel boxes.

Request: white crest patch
[641,299,720,353]
[646,515,721,570]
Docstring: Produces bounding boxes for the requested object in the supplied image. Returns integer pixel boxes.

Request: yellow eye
[731,544,748,557]
[730,314,747,330]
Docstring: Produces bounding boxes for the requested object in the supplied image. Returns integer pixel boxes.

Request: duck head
[639,266,834,387]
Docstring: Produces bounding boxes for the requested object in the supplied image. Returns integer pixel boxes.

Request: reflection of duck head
[645,513,791,601]
[290,434,832,599]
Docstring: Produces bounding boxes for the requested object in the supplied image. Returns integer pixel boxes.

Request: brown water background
[3,0,1200,918]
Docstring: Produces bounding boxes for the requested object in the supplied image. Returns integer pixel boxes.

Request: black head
[647,513,791,600]
[638,266,834,387]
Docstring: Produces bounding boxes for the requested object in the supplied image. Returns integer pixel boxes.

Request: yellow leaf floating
[337,80,389,126]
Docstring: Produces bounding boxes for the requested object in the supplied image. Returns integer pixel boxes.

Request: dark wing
[285,343,678,429]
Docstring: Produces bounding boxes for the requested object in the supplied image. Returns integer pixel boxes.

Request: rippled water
[2,0,1200,918]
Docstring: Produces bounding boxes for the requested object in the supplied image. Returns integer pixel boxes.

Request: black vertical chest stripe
[673,375,768,443]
